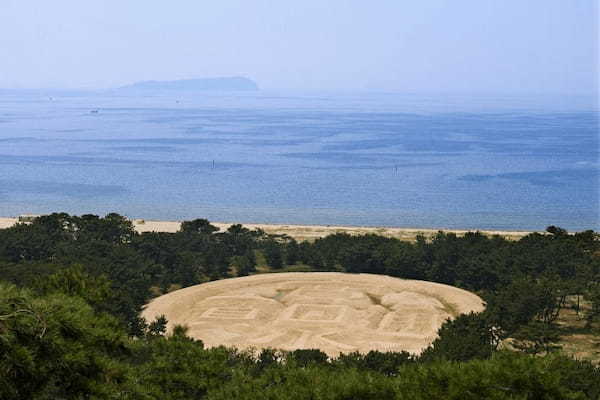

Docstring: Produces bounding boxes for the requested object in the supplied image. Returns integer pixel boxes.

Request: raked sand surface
[142,272,485,356]
[0,216,534,242]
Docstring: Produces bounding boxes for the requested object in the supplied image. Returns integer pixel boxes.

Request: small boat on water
[90,109,99,114]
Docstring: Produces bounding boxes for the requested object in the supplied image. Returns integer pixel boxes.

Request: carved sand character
[143,273,484,356]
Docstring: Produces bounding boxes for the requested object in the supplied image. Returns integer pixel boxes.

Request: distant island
[118,76,259,92]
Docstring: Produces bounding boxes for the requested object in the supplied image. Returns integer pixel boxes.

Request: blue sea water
[0,90,598,231]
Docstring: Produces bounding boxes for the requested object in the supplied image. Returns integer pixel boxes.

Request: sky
[0,1,597,93]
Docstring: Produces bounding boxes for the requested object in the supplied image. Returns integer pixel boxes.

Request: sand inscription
[143,273,484,356]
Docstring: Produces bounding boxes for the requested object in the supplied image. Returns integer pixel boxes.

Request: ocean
[0,90,597,231]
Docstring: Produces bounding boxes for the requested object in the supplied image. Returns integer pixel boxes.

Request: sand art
[142,273,484,356]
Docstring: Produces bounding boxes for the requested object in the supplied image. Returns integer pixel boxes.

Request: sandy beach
[0,215,535,241]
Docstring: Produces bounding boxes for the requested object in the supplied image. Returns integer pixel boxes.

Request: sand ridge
[142,272,485,356]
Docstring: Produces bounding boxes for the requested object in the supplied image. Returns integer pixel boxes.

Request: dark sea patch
[185,125,262,135]
[56,128,87,133]
[80,138,227,145]
[0,179,127,199]
[184,126,206,134]
[247,125,341,138]
[80,107,170,113]
[237,138,312,147]
[282,152,382,164]
[108,146,180,153]
[78,136,309,148]
[0,137,46,143]
[144,115,208,124]
[185,124,340,138]
[304,162,441,170]
[282,152,443,165]
[400,140,476,153]
[312,137,471,155]
[322,140,399,151]
[461,168,598,187]
[475,142,598,157]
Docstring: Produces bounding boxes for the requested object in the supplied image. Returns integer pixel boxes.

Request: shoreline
[0,215,536,241]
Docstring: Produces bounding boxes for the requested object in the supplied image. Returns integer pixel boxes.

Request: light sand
[0,218,17,230]
[0,216,535,242]
[142,272,485,356]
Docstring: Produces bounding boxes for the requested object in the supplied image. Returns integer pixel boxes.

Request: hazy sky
[1,1,597,93]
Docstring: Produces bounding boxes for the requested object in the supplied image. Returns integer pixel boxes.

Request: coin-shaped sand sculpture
[142,272,484,356]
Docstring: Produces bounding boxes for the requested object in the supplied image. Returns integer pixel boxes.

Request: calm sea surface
[0,90,598,231]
